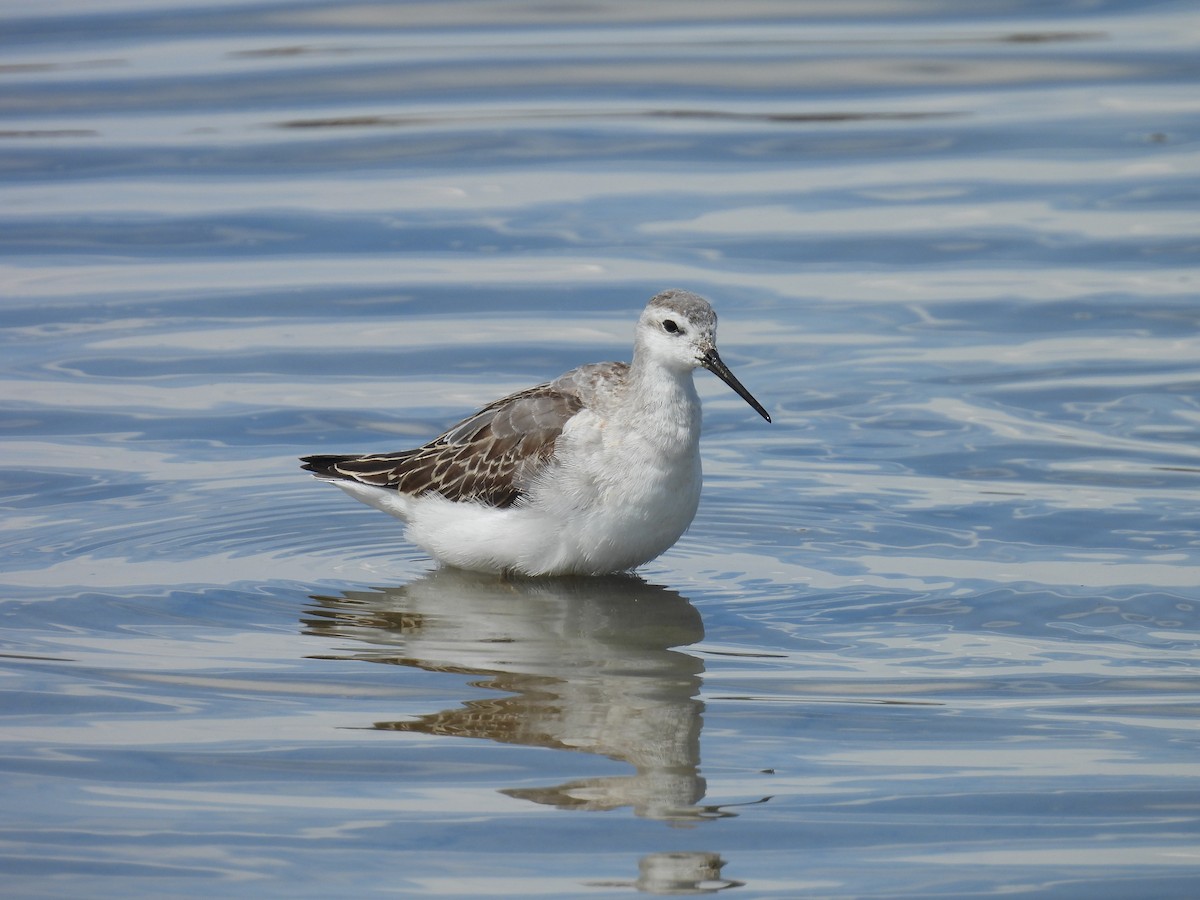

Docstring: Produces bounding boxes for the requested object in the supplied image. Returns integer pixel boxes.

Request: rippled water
[3,1,1200,896]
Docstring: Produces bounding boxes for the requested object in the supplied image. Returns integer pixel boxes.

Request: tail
[300,454,357,481]
[300,453,414,521]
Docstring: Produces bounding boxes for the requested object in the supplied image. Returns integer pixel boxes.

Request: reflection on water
[600,851,743,895]
[304,570,756,822]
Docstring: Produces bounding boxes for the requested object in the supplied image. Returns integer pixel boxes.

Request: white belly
[350,409,703,576]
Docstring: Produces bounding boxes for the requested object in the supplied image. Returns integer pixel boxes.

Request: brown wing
[300,381,586,508]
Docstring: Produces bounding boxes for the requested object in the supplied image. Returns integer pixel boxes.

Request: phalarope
[301,289,770,576]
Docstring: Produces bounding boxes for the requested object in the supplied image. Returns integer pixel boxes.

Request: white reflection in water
[304,569,769,822]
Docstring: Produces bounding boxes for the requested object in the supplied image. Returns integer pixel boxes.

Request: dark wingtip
[300,454,349,477]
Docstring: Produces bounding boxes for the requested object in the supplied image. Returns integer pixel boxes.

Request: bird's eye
[662,319,680,334]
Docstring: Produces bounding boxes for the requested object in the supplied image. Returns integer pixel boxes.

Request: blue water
[3,1,1200,896]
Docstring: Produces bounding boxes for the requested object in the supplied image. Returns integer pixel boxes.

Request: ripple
[3,1,1200,895]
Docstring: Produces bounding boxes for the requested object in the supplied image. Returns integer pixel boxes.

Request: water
[2,0,1200,896]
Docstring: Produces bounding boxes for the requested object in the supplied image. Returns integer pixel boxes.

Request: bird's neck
[619,358,702,448]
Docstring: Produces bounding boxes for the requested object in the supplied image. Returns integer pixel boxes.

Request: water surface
[2,1,1199,896]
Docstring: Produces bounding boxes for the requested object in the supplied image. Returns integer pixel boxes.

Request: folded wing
[300,378,588,508]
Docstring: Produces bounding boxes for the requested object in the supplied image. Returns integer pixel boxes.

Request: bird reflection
[303,568,714,821]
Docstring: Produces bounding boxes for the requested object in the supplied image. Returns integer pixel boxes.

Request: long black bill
[701,347,771,423]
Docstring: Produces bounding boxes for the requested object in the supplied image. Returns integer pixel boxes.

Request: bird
[301,288,771,576]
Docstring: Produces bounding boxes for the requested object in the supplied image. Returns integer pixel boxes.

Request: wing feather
[300,376,596,507]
